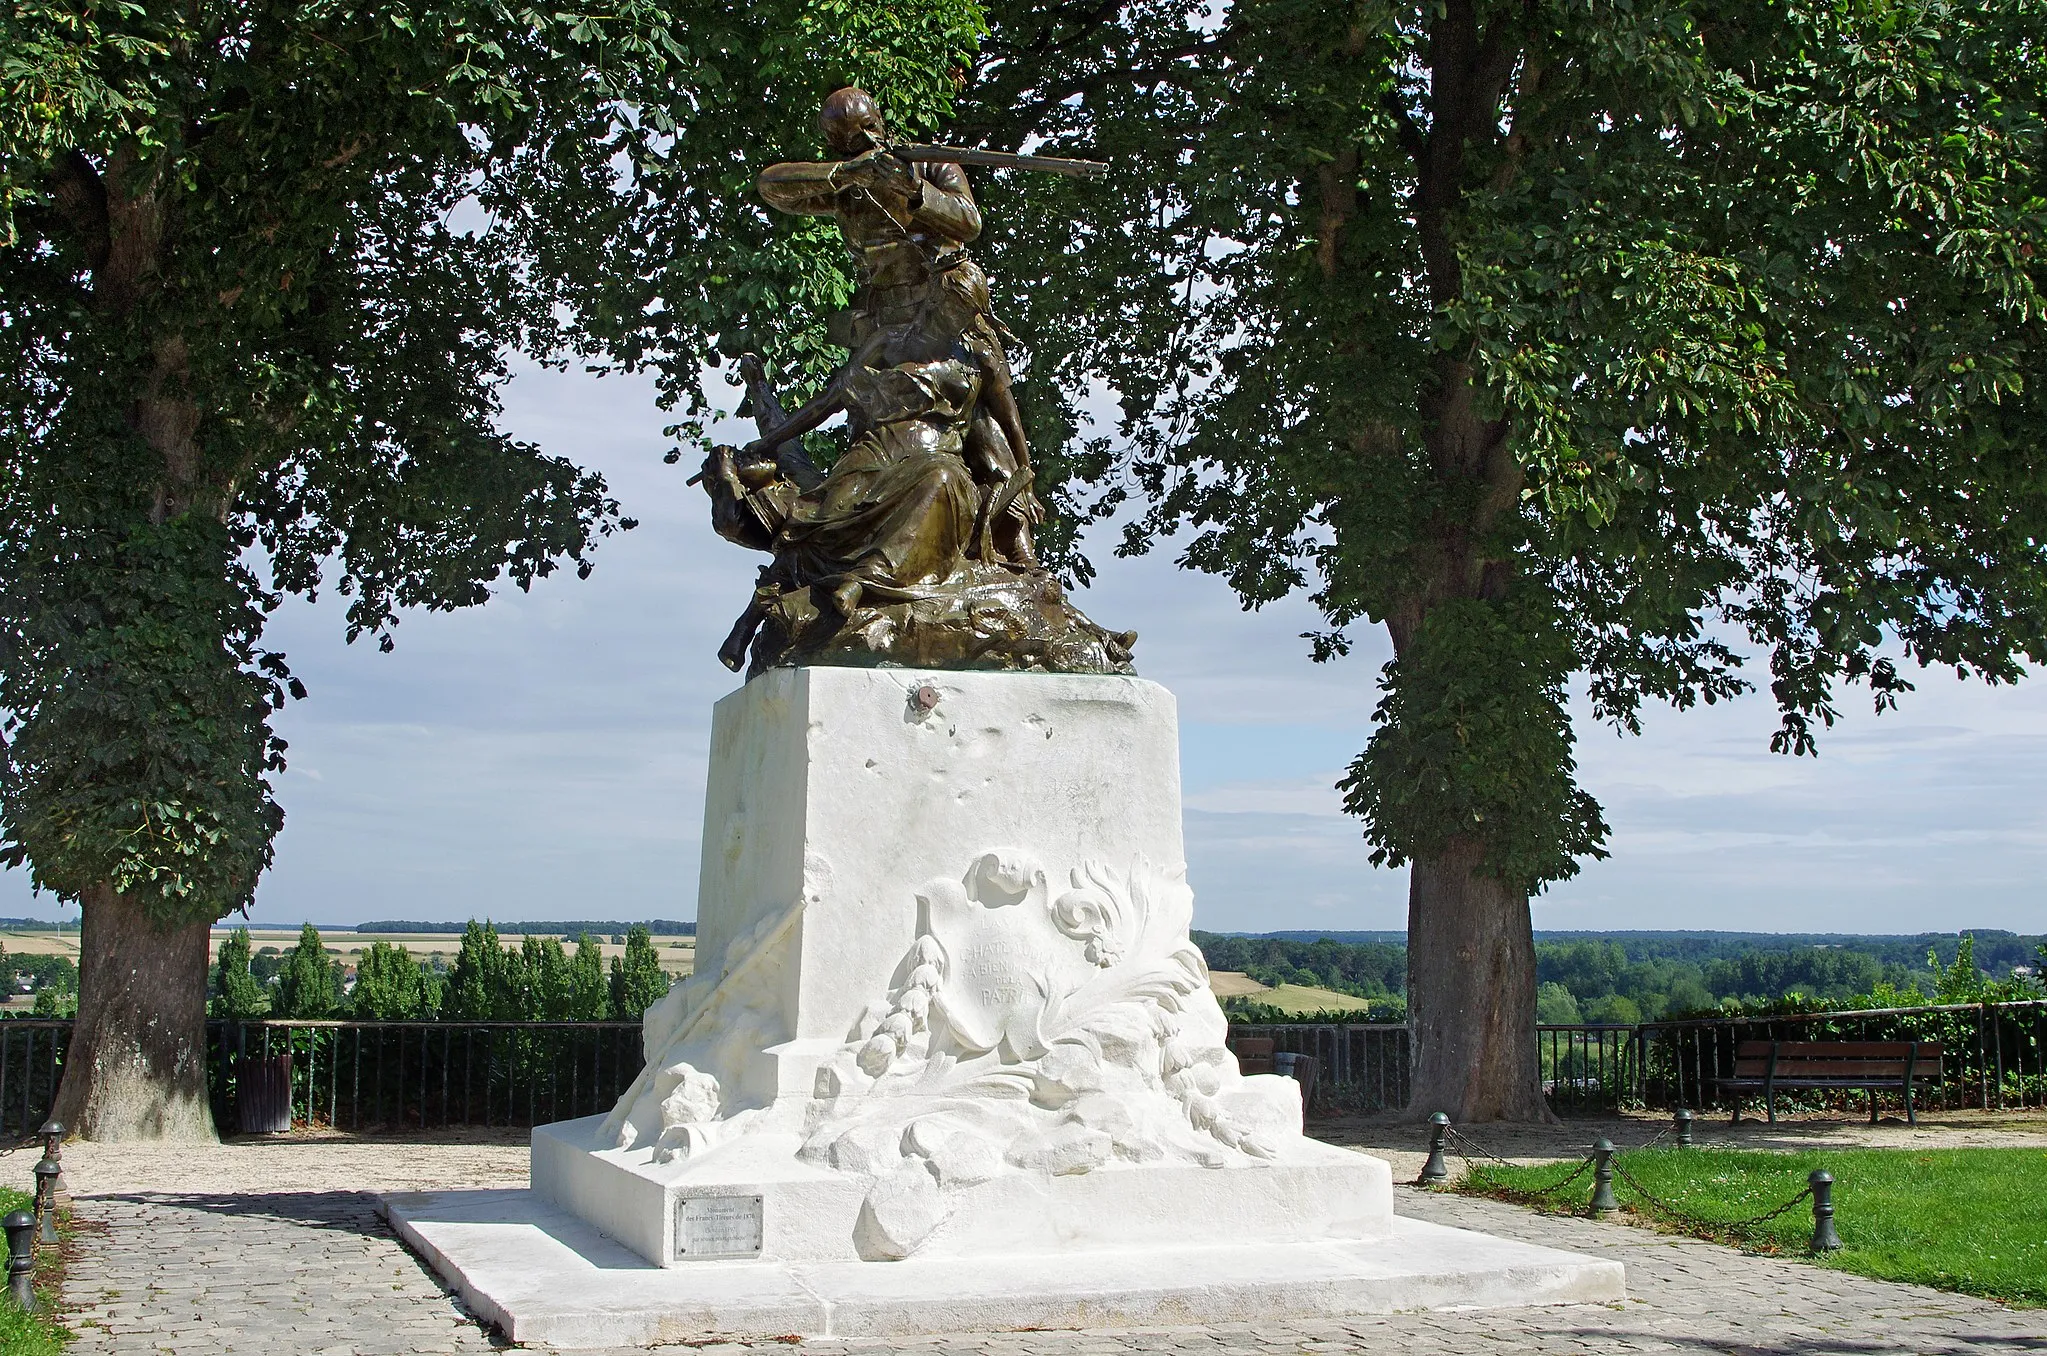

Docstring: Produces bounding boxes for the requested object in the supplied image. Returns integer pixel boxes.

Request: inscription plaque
[674,1194,764,1260]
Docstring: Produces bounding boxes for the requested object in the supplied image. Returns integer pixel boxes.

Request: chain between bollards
[1419,1112,1451,1185]
[1809,1169,1842,1252]
[2,1210,33,1313]
[1420,1114,1837,1249]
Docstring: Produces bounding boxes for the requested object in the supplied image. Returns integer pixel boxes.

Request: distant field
[1208,971,1377,1014]
[1256,982,1385,1014]
[211,928,695,978]
[4,923,702,978]
[0,930,80,960]
[1208,971,1269,999]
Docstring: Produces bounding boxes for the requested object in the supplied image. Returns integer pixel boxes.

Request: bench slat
[1734,1040,1942,1058]
[1727,1069,1939,1082]
[1768,1060,1939,1077]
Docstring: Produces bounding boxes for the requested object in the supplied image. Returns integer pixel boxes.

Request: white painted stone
[385,1188,1627,1348]
[493,665,1621,1341]
[600,666,1194,1129]
[534,1113,1390,1265]
[538,667,1399,1270]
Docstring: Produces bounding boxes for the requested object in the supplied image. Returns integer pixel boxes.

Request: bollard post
[1419,1112,1451,1185]
[1590,1138,1619,1214]
[32,1160,60,1244]
[3,1211,33,1313]
[1809,1170,1842,1252]
[1673,1108,1694,1147]
[35,1122,66,1211]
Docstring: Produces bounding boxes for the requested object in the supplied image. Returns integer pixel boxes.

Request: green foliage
[30,987,75,1017]
[1,518,286,923]
[569,934,611,1021]
[351,939,438,1020]
[211,924,267,1019]
[2,946,76,998]
[272,922,336,1019]
[1465,1147,2047,1307]
[443,921,516,1022]
[956,0,2047,897]
[1535,981,1582,1025]
[1194,929,2040,1022]
[1340,595,1608,890]
[0,0,986,933]
[439,920,617,1020]
[608,924,670,1021]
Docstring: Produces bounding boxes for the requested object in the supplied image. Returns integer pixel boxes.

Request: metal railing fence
[1226,1023,1642,1113]
[210,1021,646,1132]
[1643,1000,2047,1114]
[1537,1024,1641,1113]
[0,1000,2038,1133]
[0,1023,70,1138]
[0,1019,646,1137]
[1226,1024,1409,1110]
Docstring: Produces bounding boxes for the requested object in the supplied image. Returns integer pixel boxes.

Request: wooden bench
[1228,1035,1275,1075]
[1714,1040,1943,1125]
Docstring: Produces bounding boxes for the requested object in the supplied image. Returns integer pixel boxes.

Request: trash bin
[1274,1051,1321,1109]
[237,1053,293,1134]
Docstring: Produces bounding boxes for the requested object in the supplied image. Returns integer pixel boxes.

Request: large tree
[0,0,982,1138]
[948,0,2047,1118]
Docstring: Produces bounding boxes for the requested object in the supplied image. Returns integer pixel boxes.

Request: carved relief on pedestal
[594,843,1306,1259]
[802,849,1302,1258]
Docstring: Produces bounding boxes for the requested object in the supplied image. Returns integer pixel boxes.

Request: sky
[3,363,2044,936]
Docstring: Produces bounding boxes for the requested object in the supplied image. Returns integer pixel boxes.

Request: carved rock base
[748,563,1138,678]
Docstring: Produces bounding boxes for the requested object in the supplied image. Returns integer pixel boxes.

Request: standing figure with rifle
[754,87,1098,569]
[693,89,1131,680]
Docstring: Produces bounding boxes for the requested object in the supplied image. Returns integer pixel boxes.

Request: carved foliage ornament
[811,851,1286,1174]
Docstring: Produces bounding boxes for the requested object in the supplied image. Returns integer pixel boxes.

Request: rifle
[888,143,1108,180]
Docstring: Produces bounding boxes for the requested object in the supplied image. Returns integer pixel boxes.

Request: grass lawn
[1460,1145,2047,1307]
[0,1186,67,1356]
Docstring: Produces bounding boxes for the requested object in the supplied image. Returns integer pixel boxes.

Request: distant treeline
[1196,932,1406,1000]
[357,919,697,936]
[1224,928,2042,971]
[0,944,79,1017]
[212,921,676,1022]
[1197,929,2046,1023]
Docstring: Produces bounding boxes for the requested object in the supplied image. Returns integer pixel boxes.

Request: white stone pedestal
[389,667,1623,1344]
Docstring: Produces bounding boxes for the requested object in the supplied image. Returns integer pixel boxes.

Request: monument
[385,90,1622,1347]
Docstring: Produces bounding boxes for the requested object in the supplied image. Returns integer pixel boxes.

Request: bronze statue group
[698,89,1134,679]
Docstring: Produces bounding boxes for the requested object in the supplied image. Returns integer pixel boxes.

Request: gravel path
[49,1127,2047,1355]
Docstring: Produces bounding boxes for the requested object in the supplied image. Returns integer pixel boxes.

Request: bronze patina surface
[697,88,1134,679]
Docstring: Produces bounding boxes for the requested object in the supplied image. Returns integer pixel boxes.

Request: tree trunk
[1405,838,1554,1123]
[52,884,218,1141]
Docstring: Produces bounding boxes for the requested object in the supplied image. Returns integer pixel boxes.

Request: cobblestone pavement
[57,1178,2046,1355]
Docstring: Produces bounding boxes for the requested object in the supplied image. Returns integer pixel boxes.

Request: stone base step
[384,1188,1625,1349]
